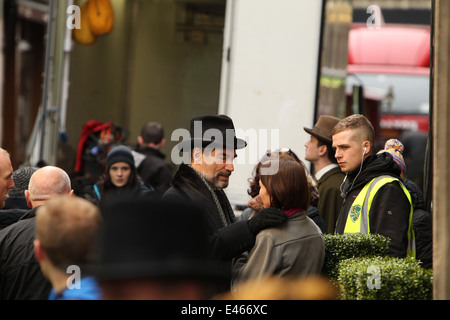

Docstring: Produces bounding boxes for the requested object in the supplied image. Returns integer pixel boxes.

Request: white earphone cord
[340,149,366,197]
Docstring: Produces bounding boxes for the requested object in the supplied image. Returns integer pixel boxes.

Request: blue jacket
[48,276,102,300]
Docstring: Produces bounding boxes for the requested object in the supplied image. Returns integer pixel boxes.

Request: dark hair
[317,139,338,164]
[247,150,299,198]
[259,158,310,210]
[102,163,138,194]
[248,162,263,198]
[141,122,164,145]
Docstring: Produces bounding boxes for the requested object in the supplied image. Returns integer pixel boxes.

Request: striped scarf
[188,165,236,227]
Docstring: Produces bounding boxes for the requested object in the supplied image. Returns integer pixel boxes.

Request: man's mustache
[217,170,231,177]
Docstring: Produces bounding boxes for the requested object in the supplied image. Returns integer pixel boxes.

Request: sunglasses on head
[265,148,292,155]
[261,148,293,161]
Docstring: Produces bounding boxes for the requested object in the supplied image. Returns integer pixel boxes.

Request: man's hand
[247,207,288,235]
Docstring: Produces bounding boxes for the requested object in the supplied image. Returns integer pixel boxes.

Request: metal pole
[59,0,73,138]
[39,0,56,162]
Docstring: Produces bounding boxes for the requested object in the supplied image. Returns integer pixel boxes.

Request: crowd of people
[0,113,432,300]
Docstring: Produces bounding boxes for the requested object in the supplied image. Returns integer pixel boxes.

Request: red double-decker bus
[346,23,430,141]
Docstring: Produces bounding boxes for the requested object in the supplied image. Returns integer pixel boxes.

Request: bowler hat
[303,115,341,144]
[88,195,228,281]
[176,114,247,151]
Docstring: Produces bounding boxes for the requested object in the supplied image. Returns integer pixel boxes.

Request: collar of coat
[134,144,166,160]
[171,164,236,225]
[345,152,403,194]
[18,205,40,221]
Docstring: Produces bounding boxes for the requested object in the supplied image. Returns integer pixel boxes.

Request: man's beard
[208,170,231,190]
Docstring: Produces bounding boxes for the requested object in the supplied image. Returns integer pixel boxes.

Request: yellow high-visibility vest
[343,175,416,259]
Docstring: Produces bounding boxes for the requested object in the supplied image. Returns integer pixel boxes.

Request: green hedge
[322,234,390,278]
[337,256,433,300]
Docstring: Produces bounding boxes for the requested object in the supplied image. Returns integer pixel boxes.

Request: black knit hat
[106,145,135,170]
[8,166,38,197]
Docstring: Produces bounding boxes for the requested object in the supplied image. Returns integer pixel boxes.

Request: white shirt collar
[314,163,339,181]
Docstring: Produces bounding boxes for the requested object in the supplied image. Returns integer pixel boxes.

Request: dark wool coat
[163,164,255,261]
[0,206,52,300]
[335,153,412,258]
[98,180,154,210]
[404,179,432,269]
[316,166,345,234]
[133,145,174,193]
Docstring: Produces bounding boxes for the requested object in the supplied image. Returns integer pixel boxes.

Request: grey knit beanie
[8,166,38,197]
[106,145,135,170]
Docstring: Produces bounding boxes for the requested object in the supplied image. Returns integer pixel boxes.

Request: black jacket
[0,206,52,300]
[335,153,412,258]
[163,164,255,261]
[404,179,432,268]
[133,145,173,193]
[0,197,29,231]
[88,180,154,208]
[0,209,28,231]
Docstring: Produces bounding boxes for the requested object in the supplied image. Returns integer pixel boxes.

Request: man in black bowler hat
[163,114,288,288]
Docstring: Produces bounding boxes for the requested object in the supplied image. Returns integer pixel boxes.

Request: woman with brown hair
[241,149,326,233]
[231,156,325,291]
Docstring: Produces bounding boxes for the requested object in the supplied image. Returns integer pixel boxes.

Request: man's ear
[24,190,32,208]
[137,136,145,146]
[362,141,371,155]
[318,145,328,157]
[159,138,166,148]
[33,239,46,262]
[192,147,203,165]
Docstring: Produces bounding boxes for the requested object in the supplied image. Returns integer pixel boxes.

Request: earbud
[363,147,367,155]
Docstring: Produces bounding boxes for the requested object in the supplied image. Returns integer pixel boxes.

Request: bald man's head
[25,166,72,207]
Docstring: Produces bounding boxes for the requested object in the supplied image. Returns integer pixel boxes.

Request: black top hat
[89,195,229,281]
[176,114,247,151]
